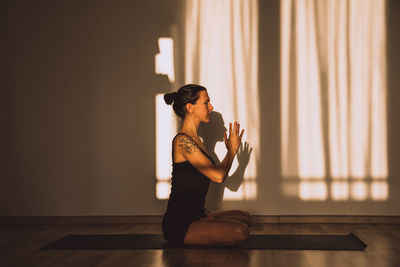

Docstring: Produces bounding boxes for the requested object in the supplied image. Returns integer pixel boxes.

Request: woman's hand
[224,121,244,155]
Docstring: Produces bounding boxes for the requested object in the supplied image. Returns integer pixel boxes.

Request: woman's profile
[162,84,251,246]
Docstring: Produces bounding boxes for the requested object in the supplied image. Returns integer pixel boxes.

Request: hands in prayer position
[224,121,244,155]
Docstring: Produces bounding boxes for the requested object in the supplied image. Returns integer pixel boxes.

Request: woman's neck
[180,116,200,138]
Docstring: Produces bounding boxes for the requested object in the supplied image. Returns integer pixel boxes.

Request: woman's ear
[186,103,194,114]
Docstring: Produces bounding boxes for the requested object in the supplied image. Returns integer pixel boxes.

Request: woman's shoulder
[173,132,200,152]
[174,132,213,160]
[172,133,195,163]
[174,131,191,139]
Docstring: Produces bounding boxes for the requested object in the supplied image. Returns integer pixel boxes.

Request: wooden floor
[1,223,400,266]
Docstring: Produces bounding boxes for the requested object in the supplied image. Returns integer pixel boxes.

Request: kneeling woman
[162,84,251,246]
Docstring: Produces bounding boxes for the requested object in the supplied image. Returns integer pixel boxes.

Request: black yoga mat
[42,233,366,250]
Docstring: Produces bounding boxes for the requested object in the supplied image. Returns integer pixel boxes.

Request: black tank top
[164,133,215,219]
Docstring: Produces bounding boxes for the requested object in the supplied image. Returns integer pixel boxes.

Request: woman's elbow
[213,177,223,183]
[213,172,226,183]
[205,168,226,183]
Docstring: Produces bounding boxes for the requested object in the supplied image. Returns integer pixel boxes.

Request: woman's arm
[176,122,244,183]
[217,150,236,183]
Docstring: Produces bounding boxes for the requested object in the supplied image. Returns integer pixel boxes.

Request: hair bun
[164,92,176,105]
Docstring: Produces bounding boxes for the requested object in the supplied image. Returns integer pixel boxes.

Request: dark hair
[164,84,207,118]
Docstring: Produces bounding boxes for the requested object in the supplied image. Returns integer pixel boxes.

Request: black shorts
[162,212,206,245]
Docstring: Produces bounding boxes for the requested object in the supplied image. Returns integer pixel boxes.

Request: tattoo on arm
[178,136,199,154]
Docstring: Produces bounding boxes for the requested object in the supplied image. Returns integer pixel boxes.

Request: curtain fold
[281,0,387,180]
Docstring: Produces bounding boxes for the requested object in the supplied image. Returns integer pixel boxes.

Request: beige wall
[1,0,399,216]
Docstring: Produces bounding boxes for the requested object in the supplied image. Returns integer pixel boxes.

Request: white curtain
[184,0,259,199]
[281,0,387,180]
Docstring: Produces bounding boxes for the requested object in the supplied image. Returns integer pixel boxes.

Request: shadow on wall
[199,111,253,210]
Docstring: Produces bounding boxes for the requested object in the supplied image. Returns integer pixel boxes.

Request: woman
[162,84,251,246]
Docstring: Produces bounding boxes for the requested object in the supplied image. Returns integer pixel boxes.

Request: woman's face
[192,90,214,122]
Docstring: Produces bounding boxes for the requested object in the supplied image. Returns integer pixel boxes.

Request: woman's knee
[211,222,249,245]
[231,223,249,243]
[184,218,250,246]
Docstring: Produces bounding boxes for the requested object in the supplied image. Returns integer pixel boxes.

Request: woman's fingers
[240,129,244,139]
[228,121,244,138]
[225,121,245,153]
